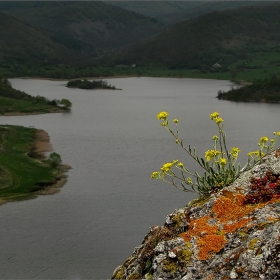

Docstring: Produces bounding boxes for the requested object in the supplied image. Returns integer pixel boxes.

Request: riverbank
[0,125,70,204]
[0,79,70,115]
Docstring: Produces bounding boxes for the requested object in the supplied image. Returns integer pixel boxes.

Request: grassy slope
[0,125,63,201]
[0,79,68,115]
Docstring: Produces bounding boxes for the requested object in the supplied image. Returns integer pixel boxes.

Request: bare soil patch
[34,129,53,154]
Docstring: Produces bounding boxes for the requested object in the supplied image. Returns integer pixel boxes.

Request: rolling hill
[0,1,164,59]
[0,11,76,69]
[108,2,280,72]
[107,1,265,26]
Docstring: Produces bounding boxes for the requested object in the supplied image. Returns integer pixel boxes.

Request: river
[0,77,279,279]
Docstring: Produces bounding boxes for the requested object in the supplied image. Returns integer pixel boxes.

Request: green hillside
[0,1,163,56]
[107,3,280,79]
[0,11,76,69]
[107,1,265,25]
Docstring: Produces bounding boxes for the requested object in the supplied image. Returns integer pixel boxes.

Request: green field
[0,125,67,202]
[4,50,277,83]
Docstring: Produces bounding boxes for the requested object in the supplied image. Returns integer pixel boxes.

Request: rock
[111,151,280,279]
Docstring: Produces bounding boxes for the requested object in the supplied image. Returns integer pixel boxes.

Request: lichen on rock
[111,151,280,279]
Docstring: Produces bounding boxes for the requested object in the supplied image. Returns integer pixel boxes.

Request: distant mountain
[108,3,280,69]
[107,1,266,25]
[0,1,164,60]
[0,11,75,68]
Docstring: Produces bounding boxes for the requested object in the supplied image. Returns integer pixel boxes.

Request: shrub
[48,152,62,168]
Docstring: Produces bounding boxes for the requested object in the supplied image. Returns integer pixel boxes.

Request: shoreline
[12,75,233,82]
[33,129,71,196]
[0,127,71,205]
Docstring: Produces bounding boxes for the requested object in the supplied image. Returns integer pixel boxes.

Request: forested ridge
[110,3,280,70]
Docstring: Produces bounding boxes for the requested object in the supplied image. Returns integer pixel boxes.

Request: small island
[66,79,119,90]
[217,76,280,103]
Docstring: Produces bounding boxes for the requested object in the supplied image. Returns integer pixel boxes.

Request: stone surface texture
[111,151,280,279]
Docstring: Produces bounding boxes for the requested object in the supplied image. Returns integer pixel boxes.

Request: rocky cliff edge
[112,150,280,279]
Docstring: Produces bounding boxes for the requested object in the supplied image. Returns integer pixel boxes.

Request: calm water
[0,77,279,279]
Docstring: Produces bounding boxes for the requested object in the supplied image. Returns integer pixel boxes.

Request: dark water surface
[0,77,279,279]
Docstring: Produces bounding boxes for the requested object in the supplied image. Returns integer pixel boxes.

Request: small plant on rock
[244,171,280,204]
[151,111,280,197]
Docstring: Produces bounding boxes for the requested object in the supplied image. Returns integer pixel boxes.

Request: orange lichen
[180,191,278,261]
[205,274,215,280]
[197,234,227,260]
[180,216,218,242]
[212,193,254,223]
[223,218,252,233]
[180,216,226,261]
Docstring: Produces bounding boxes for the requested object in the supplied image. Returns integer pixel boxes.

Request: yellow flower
[219,158,227,166]
[247,151,257,157]
[277,132,280,136]
[214,117,224,124]
[151,171,160,179]
[161,162,173,172]
[186,177,192,184]
[230,147,241,158]
[259,136,268,143]
[247,150,265,157]
[210,112,219,120]
[212,135,219,141]
[270,139,275,143]
[205,150,221,161]
[173,119,179,124]
[177,162,184,168]
[157,111,169,120]
[161,122,167,126]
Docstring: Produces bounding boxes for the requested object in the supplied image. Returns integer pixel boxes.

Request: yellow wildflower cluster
[210,112,219,120]
[247,150,265,158]
[230,147,241,159]
[161,162,173,172]
[205,150,221,161]
[157,111,169,120]
[219,158,227,166]
[214,117,224,124]
[151,171,161,179]
[259,136,269,143]
[210,112,224,124]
